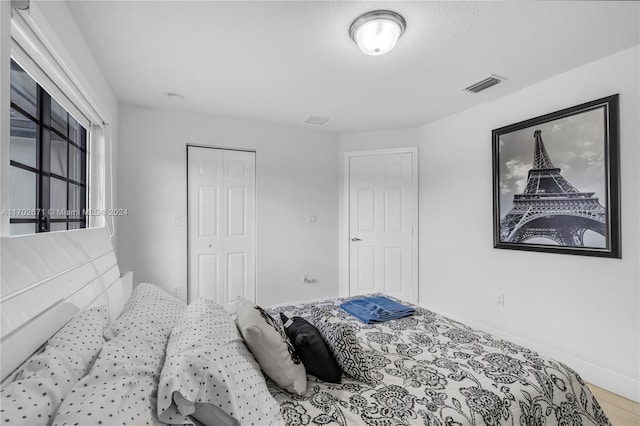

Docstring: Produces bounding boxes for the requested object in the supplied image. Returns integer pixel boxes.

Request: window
[9,59,88,235]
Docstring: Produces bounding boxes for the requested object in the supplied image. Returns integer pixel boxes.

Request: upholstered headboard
[1,227,128,382]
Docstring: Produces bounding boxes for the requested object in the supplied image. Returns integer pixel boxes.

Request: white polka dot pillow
[47,307,111,376]
[51,284,187,426]
[157,298,282,425]
[307,306,373,384]
[235,297,307,395]
[0,307,110,425]
[115,282,185,338]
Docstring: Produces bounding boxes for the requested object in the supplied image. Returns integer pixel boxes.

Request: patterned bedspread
[267,295,610,426]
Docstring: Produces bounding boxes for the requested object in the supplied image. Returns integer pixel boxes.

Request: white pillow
[115,282,185,337]
[0,307,110,425]
[51,284,187,426]
[235,298,307,395]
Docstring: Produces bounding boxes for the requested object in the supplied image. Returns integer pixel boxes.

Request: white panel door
[348,151,417,302]
[188,147,255,309]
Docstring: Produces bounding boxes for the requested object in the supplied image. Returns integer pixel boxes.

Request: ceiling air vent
[464,74,505,93]
[304,116,330,126]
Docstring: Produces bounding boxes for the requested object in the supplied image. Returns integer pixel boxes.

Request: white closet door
[348,151,417,303]
[187,147,255,309]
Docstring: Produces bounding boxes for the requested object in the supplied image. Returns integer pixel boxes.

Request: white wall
[117,106,339,306]
[339,46,640,402]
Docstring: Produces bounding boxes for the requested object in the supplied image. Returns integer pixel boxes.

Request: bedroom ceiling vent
[464,74,505,93]
[304,116,330,126]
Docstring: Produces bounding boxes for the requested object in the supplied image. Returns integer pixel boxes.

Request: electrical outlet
[302,273,313,283]
[497,293,505,307]
[306,214,317,225]
[173,287,181,298]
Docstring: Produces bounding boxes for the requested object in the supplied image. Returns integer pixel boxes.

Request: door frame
[340,147,419,302]
[186,144,257,304]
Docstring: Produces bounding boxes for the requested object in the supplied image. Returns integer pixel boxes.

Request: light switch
[173,216,182,227]
[306,214,317,225]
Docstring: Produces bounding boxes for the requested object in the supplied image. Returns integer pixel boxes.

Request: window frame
[9,59,88,234]
[5,3,113,238]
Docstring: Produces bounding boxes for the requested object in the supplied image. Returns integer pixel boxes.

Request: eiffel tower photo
[499,130,607,246]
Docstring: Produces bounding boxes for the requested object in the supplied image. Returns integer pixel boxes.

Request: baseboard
[425,305,640,404]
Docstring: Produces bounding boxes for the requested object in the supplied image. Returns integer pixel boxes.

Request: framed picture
[492,94,620,258]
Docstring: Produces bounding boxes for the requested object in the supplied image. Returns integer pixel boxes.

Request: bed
[266,299,610,426]
[0,229,610,425]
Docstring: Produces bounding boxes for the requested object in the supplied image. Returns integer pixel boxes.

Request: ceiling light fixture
[349,10,406,56]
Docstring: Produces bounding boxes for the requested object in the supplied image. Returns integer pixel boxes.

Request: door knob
[351,237,362,241]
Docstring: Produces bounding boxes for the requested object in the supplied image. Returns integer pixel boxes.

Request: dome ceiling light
[349,10,406,56]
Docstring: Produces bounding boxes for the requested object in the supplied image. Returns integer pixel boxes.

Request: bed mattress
[267,295,609,426]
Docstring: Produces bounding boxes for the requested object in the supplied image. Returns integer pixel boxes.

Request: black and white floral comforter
[267,295,610,426]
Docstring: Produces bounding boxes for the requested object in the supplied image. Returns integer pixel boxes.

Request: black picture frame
[492,94,620,258]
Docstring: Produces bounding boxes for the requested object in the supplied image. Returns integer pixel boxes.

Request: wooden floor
[588,384,640,425]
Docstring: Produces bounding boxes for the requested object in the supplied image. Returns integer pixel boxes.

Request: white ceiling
[68,1,639,134]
